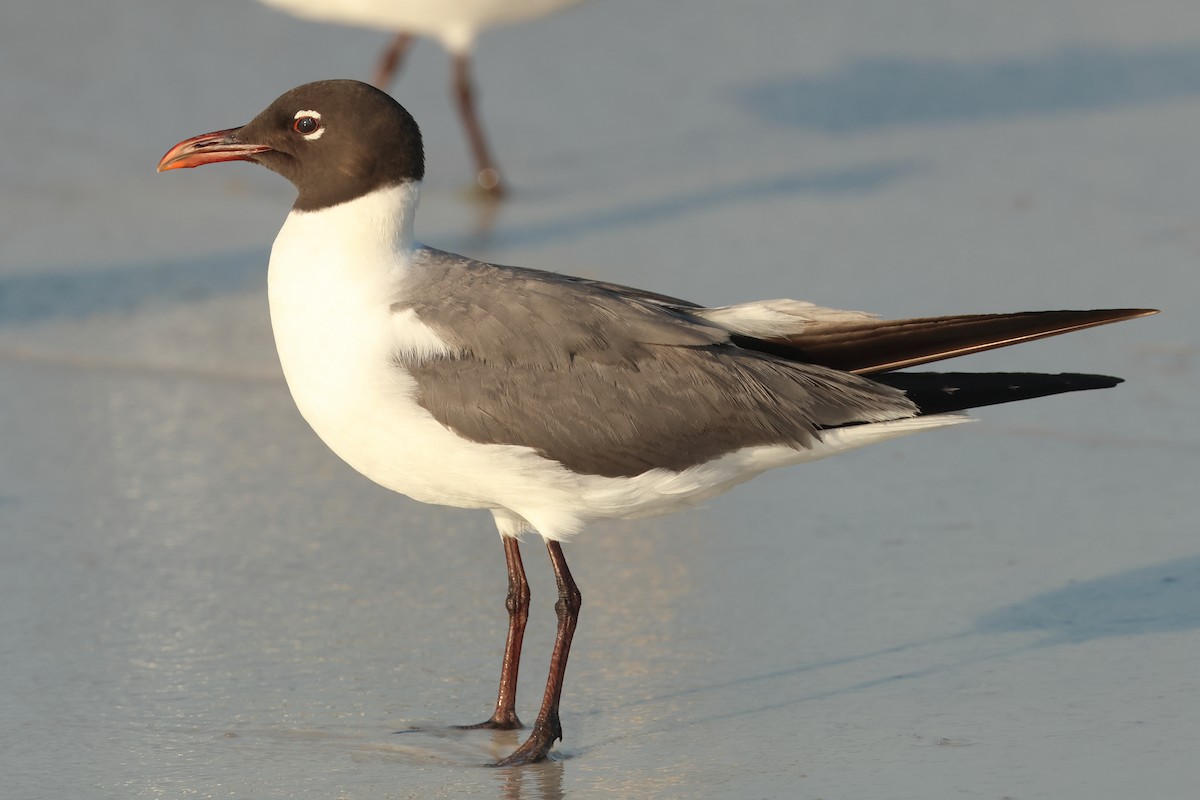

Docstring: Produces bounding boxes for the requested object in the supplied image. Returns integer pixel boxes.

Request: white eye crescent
[292,110,324,140]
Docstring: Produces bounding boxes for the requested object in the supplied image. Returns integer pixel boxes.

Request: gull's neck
[277,180,421,266]
[268,180,424,324]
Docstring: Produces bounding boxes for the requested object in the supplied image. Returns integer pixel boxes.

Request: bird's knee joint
[505,584,530,616]
[554,588,582,619]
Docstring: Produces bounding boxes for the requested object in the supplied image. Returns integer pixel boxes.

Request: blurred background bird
[258,0,590,197]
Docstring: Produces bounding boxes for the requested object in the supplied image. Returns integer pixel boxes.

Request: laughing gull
[258,0,588,195]
[157,80,1156,766]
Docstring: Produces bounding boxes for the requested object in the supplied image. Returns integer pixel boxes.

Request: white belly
[258,0,586,52]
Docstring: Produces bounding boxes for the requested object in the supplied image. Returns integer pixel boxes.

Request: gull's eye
[292,111,323,139]
[293,116,319,135]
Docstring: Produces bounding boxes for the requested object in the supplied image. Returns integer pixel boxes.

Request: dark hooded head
[158,80,424,212]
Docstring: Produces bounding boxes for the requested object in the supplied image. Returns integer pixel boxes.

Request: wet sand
[2,1,1198,797]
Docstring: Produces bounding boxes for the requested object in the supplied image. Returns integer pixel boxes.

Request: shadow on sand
[0,250,265,328]
[974,553,1200,645]
[734,44,1200,134]
[612,553,1200,736]
[1,160,918,327]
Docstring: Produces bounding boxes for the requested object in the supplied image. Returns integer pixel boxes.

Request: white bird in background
[158,80,1156,765]
[258,0,589,196]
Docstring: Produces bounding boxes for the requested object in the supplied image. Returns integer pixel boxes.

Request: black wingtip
[874,371,1125,415]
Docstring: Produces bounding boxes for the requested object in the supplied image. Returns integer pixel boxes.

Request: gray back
[395,248,915,478]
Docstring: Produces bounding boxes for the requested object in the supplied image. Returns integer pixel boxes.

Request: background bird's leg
[451,52,505,196]
[373,32,415,88]
[494,540,581,766]
[459,535,528,730]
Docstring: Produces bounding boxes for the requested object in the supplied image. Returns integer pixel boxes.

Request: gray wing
[394,248,915,478]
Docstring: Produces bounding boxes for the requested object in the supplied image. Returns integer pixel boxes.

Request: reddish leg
[494,540,581,766]
[373,32,415,88]
[452,52,506,196]
[459,535,529,730]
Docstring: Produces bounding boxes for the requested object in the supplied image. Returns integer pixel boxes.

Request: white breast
[266,185,586,524]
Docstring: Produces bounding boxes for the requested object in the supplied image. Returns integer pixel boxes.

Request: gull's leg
[373,32,415,88]
[451,51,505,196]
[494,540,581,766]
[458,534,529,730]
